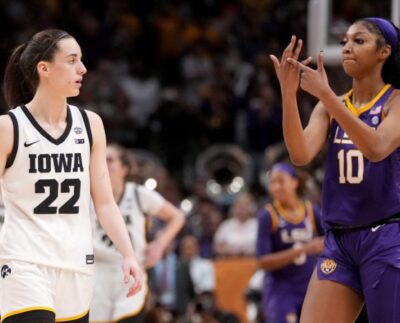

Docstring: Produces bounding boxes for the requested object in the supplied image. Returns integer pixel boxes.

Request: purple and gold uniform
[317,84,400,322]
[256,200,322,323]
[322,84,400,228]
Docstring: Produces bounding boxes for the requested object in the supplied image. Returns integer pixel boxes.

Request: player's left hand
[122,256,143,297]
[287,51,330,98]
[143,240,164,269]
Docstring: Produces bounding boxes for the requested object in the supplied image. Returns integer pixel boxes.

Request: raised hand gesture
[270,35,312,94]
[287,51,331,99]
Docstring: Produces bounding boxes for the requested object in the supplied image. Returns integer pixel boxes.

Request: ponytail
[382,24,400,89]
[4,43,33,108]
[3,29,72,109]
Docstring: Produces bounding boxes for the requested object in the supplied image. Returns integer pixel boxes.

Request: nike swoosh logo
[24,140,40,147]
[371,224,385,232]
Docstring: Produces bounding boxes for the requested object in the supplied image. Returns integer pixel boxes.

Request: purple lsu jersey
[322,84,400,229]
[256,200,322,288]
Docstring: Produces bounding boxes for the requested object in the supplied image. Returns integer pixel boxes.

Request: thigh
[2,310,55,323]
[54,270,93,322]
[0,260,55,321]
[300,270,364,323]
[363,265,400,323]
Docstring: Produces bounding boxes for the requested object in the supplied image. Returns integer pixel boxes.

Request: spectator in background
[180,235,215,296]
[214,192,258,257]
[173,234,216,317]
[181,40,214,107]
[119,59,161,128]
[186,198,223,259]
[246,84,283,183]
[151,241,179,314]
[256,163,324,323]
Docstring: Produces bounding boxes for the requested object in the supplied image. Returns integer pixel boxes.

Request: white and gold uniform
[0,105,93,321]
[90,182,164,322]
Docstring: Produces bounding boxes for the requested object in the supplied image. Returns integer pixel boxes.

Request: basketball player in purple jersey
[270,17,400,323]
[256,163,324,323]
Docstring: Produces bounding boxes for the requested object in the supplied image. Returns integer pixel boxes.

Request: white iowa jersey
[0,105,93,274]
[92,182,165,266]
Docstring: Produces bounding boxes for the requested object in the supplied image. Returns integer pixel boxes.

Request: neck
[111,180,125,202]
[278,197,298,210]
[26,87,68,123]
[351,71,386,108]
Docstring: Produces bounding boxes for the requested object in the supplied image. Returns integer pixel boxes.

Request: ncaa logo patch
[1,265,11,278]
[371,116,379,126]
[74,127,83,134]
[320,259,337,275]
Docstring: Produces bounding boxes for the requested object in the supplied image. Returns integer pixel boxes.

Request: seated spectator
[213,193,258,257]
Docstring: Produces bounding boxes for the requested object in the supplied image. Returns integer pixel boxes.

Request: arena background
[0,1,398,322]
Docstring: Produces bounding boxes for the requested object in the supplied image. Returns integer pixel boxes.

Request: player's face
[341,22,385,77]
[41,38,87,98]
[268,171,298,203]
[106,147,128,181]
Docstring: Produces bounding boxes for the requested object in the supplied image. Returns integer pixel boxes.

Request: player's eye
[354,38,364,44]
[340,39,347,46]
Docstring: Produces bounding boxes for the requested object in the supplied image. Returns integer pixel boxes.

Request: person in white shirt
[213,193,258,257]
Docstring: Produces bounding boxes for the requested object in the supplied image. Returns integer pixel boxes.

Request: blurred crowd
[0,0,389,321]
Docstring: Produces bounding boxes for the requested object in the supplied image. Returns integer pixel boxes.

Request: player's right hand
[122,255,143,297]
[269,35,312,93]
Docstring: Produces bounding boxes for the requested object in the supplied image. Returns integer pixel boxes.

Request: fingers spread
[317,51,325,72]
[301,56,313,66]
[269,55,280,72]
[293,39,303,60]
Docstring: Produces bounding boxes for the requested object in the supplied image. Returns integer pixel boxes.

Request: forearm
[257,247,304,271]
[154,212,184,251]
[96,202,135,259]
[320,89,383,161]
[281,91,311,165]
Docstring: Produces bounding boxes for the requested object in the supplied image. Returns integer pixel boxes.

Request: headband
[270,163,298,178]
[365,17,399,52]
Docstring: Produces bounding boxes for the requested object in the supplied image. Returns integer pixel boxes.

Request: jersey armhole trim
[134,184,146,216]
[265,204,279,232]
[78,108,93,149]
[5,111,18,169]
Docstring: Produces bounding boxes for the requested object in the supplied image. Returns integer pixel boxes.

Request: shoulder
[257,204,277,230]
[0,113,16,150]
[383,89,400,116]
[0,113,15,132]
[84,109,103,127]
[81,110,105,148]
[136,184,163,199]
[387,88,400,106]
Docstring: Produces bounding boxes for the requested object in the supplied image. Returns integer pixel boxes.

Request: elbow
[289,154,311,167]
[363,148,387,163]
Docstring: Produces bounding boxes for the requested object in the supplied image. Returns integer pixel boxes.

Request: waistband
[329,213,400,231]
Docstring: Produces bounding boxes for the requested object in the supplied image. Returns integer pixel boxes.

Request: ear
[379,44,392,62]
[37,61,50,77]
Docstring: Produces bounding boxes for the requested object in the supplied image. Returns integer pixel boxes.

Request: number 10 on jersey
[337,149,364,184]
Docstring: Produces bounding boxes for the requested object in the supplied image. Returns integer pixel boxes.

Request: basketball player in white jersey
[90,144,185,323]
[0,29,143,323]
